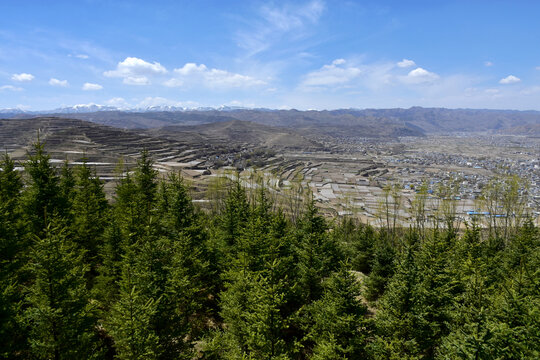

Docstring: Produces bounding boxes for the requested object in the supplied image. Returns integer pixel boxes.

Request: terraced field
[0,117,276,195]
[2,116,538,226]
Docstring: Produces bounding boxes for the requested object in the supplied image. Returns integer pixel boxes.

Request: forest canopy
[1,142,539,359]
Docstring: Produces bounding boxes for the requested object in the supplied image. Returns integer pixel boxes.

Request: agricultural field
[1,116,539,226]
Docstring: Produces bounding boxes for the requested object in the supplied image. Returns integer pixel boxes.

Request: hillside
[216,107,540,134]
[146,119,323,150]
[0,117,276,185]
[6,107,540,137]
[499,123,540,136]
[9,111,237,129]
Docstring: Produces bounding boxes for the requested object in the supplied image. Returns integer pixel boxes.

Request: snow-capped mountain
[51,104,120,113]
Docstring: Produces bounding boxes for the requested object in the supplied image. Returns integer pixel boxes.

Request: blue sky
[1,0,540,110]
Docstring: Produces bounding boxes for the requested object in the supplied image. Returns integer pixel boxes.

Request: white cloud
[165,63,266,89]
[104,57,167,85]
[173,63,207,76]
[82,82,103,91]
[400,67,439,84]
[68,53,90,59]
[0,85,23,91]
[520,86,540,95]
[499,75,520,84]
[105,97,130,108]
[263,0,324,31]
[236,0,325,56]
[124,76,150,85]
[397,59,415,68]
[484,61,494,67]
[49,78,69,87]
[163,78,183,87]
[11,73,34,82]
[136,97,199,109]
[301,59,362,87]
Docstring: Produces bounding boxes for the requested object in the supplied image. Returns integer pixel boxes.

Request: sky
[1,0,540,111]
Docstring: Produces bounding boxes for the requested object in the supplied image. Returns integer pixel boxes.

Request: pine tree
[334,218,376,274]
[438,222,540,359]
[371,239,422,359]
[22,140,66,236]
[221,175,249,247]
[113,150,159,245]
[93,219,124,310]
[307,264,369,359]
[22,224,100,359]
[295,199,341,305]
[58,160,75,219]
[437,224,494,359]
[0,153,26,272]
[71,160,109,269]
[157,172,194,236]
[106,246,160,360]
[364,230,397,301]
[411,231,456,357]
[215,269,290,359]
[0,153,27,358]
[134,149,158,223]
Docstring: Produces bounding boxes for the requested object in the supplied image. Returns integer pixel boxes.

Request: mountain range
[2,106,540,137]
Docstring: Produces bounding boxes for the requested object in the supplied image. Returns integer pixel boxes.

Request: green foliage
[0,154,27,358]
[295,199,341,304]
[0,153,26,271]
[106,249,161,360]
[22,224,100,359]
[364,230,397,301]
[22,141,67,235]
[334,218,376,273]
[71,160,109,267]
[306,265,369,359]
[1,144,538,359]
[221,174,249,246]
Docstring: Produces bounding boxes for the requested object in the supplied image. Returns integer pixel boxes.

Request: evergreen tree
[214,269,290,359]
[71,160,109,269]
[371,239,422,359]
[439,222,540,359]
[58,160,75,218]
[134,150,158,223]
[106,246,160,360]
[295,199,341,305]
[0,152,26,272]
[364,230,397,301]
[307,264,369,359]
[412,231,455,357]
[22,224,100,359]
[221,175,249,247]
[437,224,493,359]
[334,218,376,274]
[94,219,124,310]
[22,141,66,235]
[0,153,27,357]
[156,172,194,236]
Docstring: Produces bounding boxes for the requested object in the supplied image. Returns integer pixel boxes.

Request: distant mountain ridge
[3,106,540,136]
[0,103,254,115]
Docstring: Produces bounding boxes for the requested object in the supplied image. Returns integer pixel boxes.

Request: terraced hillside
[146,119,323,150]
[0,117,277,194]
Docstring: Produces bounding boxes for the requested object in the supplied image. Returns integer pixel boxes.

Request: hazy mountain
[499,123,540,136]
[3,106,540,136]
